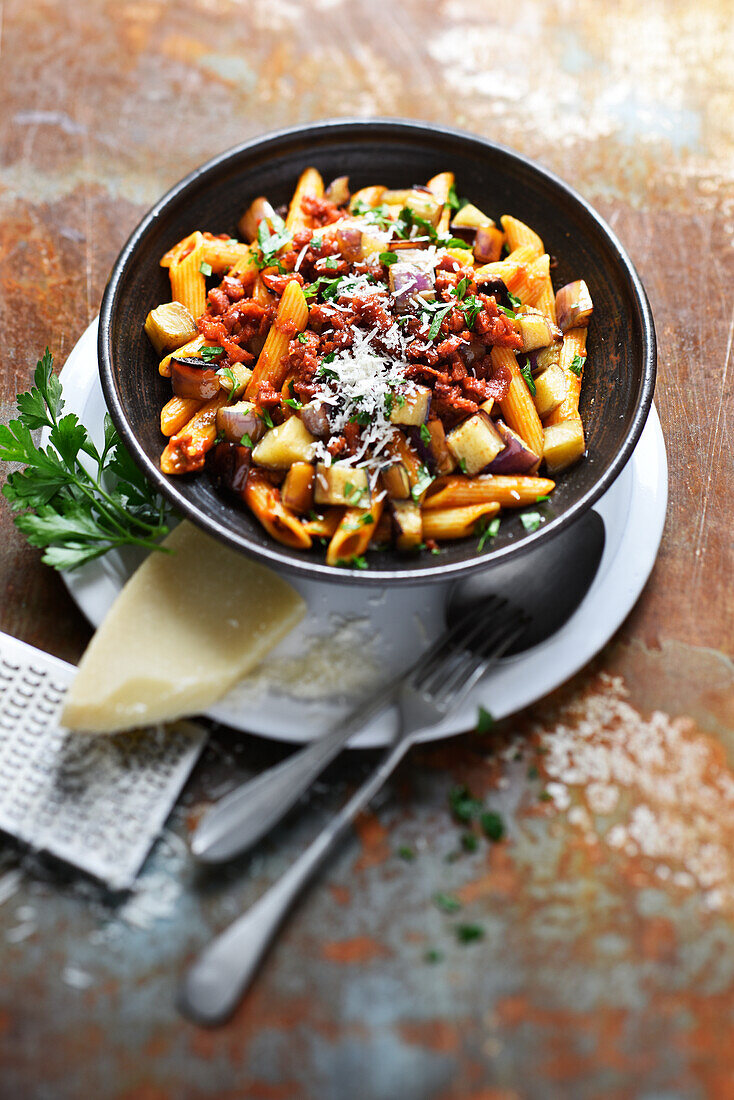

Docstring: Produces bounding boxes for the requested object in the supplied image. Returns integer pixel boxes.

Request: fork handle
[191,674,406,863]
[179,732,413,1025]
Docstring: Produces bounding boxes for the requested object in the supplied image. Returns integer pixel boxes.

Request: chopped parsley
[539,790,553,802]
[480,811,505,842]
[201,345,224,361]
[569,353,586,377]
[446,183,467,213]
[379,250,398,266]
[350,200,392,228]
[507,290,522,309]
[426,302,453,341]
[477,706,494,734]
[397,845,415,861]
[458,458,468,475]
[296,332,308,344]
[520,511,543,533]
[519,358,536,396]
[498,305,517,320]
[240,432,253,448]
[284,397,303,411]
[476,514,500,552]
[449,784,482,824]
[461,832,479,853]
[304,275,342,300]
[433,892,462,914]
[335,554,369,569]
[349,409,372,427]
[217,367,240,402]
[424,948,444,964]
[411,465,433,502]
[256,211,291,268]
[258,408,274,430]
[535,493,550,502]
[323,256,339,270]
[456,923,484,944]
[419,423,431,445]
[198,261,213,277]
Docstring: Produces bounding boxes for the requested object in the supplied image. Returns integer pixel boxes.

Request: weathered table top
[1,1,732,1097]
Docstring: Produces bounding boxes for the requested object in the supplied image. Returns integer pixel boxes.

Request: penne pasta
[160,395,203,437]
[202,235,256,275]
[491,346,545,461]
[302,509,343,538]
[422,502,500,541]
[349,185,386,210]
[424,475,555,510]
[326,499,384,566]
[245,280,309,400]
[244,469,313,549]
[427,171,454,234]
[169,230,207,319]
[501,215,544,258]
[545,327,588,424]
[285,167,324,231]
[160,392,227,474]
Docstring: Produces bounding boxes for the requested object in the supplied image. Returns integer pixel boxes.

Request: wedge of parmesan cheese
[62,522,306,733]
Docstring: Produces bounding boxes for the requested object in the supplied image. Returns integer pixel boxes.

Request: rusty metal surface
[0,0,732,1097]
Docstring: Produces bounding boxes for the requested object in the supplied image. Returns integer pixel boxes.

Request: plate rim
[97,116,658,586]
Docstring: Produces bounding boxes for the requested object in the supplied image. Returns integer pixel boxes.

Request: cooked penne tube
[534,267,557,324]
[160,232,200,269]
[285,167,324,231]
[245,281,309,399]
[501,216,544,258]
[422,502,500,541]
[302,508,343,538]
[160,392,227,474]
[160,395,203,437]
[244,470,313,549]
[427,171,454,233]
[169,230,207,319]
[202,235,256,275]
[545,327,588,424]
[349,185,386,210]
[326,499,384,566]
[491,346,544,460]
[424,475,555,510]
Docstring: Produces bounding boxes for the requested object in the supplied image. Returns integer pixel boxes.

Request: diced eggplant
[324,175,350,206]
[532,365,567,418]
[555,280,593,332]
[144,302,198,356]
[450,202,493,232]
[389,263,435,311]
[208,442,250,496]
[335,226,363,262]
[391,500,423,551]
[238,196,278,243]
[216,401,264,445]
[381,462,411,500]
[528,340,562,375]
[314,464,370,507]
[281,462,315,514]
[382,189,442,226]
[474,274,513,311]
[217,362,252,398]
[299,401,331,437]
[473,225,504,264]
[389,385,431,426]
[446,412,505,476]
[170,359,221,400]
[251,416,317,469]
[517,312,555,352]
[486,420,540,474]
[543,418,585,473]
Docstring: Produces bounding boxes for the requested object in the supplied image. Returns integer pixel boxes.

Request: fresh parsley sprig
[0,350,171,570]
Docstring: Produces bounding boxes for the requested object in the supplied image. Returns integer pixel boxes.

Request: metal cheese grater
[0,631,207,891]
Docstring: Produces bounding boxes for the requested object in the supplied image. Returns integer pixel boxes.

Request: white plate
[56,320,668,747]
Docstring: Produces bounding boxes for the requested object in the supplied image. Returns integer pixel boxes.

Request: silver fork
[179,596,526,1025]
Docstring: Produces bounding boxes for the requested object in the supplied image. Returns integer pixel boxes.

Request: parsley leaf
[426,303,453,341]
[569,353,586,377]
[217,367,240,402]
[296,332,308,344]
[1,350,171,570]
[433,892,462,914]
[507,290,522,309]
[456,923,484,944]
[519,358,536,396]
[256,211,290,268]
[335,554,369,569]
[284,397,303,411]
[379,250,398,266]
[520,511,543,533]
[419,423,431,445]
[477,706,494,734]
[480,811,505,842]
[411,465,433,502]
[199,261,213,277]
[240,432,253,448]
[201,345,224,361]
[476,515,500,552]
[258,408,274,430]
[449,784,482,824]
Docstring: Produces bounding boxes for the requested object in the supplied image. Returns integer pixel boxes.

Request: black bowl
[98,118,656,585]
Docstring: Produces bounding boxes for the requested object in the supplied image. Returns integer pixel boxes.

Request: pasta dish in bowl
[99,120,656,583]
